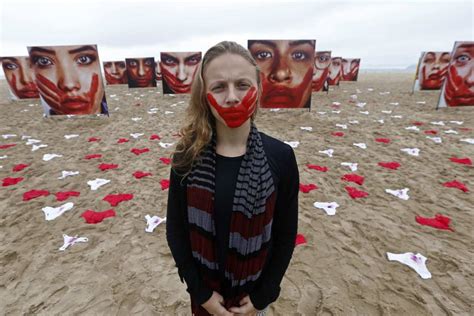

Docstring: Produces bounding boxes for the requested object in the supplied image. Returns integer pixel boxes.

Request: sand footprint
[280,269,323,315]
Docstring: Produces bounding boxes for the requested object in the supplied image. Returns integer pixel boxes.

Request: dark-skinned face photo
[248,40,316,108]
[126,57,156,88]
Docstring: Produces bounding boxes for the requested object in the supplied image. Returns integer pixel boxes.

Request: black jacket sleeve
[166,167,214,305]
[249,146,300,310]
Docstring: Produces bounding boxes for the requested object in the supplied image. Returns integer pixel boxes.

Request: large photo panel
[341,58,361,81]
[328,57,342,86]
[438,41,474,108]
[27,44,108,116]
[0,56,40,100]
[103,61,128,85]
[413,52,451,91]
[248,40,316,108]
[125,57,156,88]
[312,51,331,92]
[160,52,202,94]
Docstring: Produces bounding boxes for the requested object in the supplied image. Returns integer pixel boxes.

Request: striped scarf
[187,122,277,314]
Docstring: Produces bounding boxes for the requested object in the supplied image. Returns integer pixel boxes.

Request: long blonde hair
[171,41,261,176]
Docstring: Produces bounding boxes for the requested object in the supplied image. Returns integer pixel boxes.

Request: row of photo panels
[1,40,472,116]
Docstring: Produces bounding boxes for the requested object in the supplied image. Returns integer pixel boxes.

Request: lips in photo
[61,95,91,111]
[161,66,192,93]
[261,68,313,108]
[9,73,39,99]
[262,86,295,106]
[444,65,474,106]
[36,73,99,114]
[105,72,126,84]
[169,82,191,93]
[428,73,442,80]
[17,85,39,98]
[134,78,152,87]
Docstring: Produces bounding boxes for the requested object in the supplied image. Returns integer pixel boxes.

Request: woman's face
[444,42,474,106]
[160,52,201,93]
[341,58,360,81]
[28,45,105,115]
[312,51,331,91]
[1,56,39,99]
[328,57,342,85]
[204,53,259,128]
[126,57,156,87]
[419,52,451,90]
[103,61,127,84]
[249,40,315,108]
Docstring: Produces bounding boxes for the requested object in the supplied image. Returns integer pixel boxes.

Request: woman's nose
[269,57,291,83]
[177,63,187,82]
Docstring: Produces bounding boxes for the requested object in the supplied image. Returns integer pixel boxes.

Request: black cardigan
[166,132,299,310]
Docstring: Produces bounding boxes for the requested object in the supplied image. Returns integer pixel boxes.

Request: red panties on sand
[23,189,50,201]
[345,186,369,199]
[415,214,454,231]
[103,193,134,206]
[81,209,116,224]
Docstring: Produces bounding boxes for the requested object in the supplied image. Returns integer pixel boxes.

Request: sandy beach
[0,73,472,315]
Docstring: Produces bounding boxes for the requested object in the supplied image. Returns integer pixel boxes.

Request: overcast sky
[0,0,472,70]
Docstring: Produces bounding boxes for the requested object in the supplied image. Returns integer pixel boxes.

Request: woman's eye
[4,63,18,70]
[164,58,176,65]
[456,54,470,63]
[256,51,272,60]
[186,57,201,65]
[441,57,451,63]
[292,51,307,61]
[129,61,137,67]
[145,60,152,66]
[35,56,53,67]
[238,83,250,89]
[76,55,94,65]
[212,85,223,92]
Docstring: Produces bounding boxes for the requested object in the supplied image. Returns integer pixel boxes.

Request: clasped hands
[202,291,258,316]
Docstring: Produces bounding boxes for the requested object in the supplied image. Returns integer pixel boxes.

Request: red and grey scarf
[187,122,277,314]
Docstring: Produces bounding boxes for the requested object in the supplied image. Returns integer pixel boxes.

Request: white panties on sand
[341,162,358,172]
[385,188,410,200]
[87,178,110,190]
[319,149,334,157]
[59,234,88,251]
[313,202,340,216]
[386,252,432,279]
[42,202,74,221]
[145,215,167,233]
